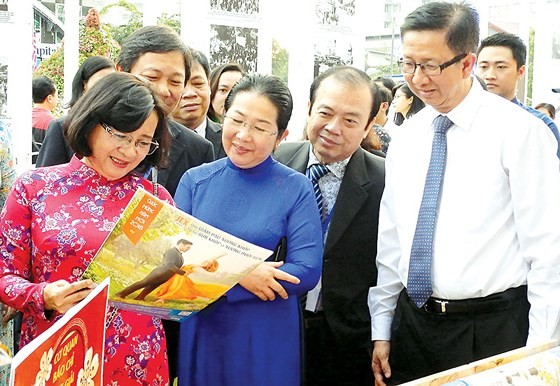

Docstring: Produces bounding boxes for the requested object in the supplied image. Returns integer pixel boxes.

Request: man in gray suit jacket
[274,66,385,386]
[171,50,227,159]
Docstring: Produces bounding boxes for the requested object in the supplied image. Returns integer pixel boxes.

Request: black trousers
[303,311,373,386]
[387,286,530,385]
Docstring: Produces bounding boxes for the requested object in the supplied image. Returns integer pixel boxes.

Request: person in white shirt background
[369,1,560,385]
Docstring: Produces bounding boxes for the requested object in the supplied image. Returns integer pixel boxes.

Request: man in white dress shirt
[368,2,560,385]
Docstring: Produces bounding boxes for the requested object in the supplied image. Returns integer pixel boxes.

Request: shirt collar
[418,77,483,133]
[307,146,350,180]
[194,119,208,137]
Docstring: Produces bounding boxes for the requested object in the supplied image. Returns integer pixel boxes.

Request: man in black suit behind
[274,66,385,386]
[171,50,227,160]
[36,26,214,197]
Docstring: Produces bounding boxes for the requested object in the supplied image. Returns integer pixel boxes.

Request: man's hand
[43,279,96,315]
[372,340,391,386]
[239,262,300,301]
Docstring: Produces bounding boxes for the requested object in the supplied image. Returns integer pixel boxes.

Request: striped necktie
[306,163,330,219]
[407,115,453,307]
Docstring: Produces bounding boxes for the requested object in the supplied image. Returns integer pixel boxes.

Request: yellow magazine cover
[83,188,272,321]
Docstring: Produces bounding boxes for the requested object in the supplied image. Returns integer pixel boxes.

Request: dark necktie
[306,163,330,219]
[407,115,453,307]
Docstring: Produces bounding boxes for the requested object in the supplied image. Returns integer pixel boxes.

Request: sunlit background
[2,0,560,171]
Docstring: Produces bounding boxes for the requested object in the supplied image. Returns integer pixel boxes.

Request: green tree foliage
[34,20,120,113]
[272,39,289,83]
[366,59,400,81]
[527,28,535,106]
[158,13,181,35]
[101,1,181,46]
[100,0,143,46]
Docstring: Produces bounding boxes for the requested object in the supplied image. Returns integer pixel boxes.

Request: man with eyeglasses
[368,2,560,385]
[275,65,385,386]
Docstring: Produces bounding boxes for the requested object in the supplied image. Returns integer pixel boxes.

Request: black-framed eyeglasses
[101,122,159,155]
[398,53,468,76]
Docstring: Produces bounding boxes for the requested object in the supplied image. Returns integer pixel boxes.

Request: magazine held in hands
[83,188,272,321]
[9,279,109,386]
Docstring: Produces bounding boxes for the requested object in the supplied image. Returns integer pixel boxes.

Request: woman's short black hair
[67,56,115,109]
[224,73,293,136]
[66,72,170,169]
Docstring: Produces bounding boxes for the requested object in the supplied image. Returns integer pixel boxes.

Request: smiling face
[211,70,243,120]
[171,62,211,129]
[222,91,285,169]
[127,51,186,115]
[402,29,475,114]
[306,76,373,164]
[83,110,159,180]
[475,45,524,100]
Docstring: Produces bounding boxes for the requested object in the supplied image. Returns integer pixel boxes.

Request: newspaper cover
[9,278,109,386]
[83,188,272,321]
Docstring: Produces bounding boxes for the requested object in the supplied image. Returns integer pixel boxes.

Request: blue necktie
[306,163,329,219]
[407,115,453,307]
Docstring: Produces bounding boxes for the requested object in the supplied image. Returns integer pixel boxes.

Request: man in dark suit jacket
[116,239,192,300]
[158,120,214,196]
[35,117,74,167]
[204,118,227,159]
[274,66,385,386]
[171,50,227,160]
[36,27,214,200]
[114,26,215,382]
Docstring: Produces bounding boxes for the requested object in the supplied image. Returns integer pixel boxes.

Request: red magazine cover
[9,279,108,386]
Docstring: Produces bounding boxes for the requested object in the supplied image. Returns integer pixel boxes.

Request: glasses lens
[423,64,441,76]
[399,62,414,74]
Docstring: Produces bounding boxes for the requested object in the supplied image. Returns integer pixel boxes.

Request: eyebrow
[189,75,208,82]
[402,55,437,63]
[142,67,185,79]
[231,109,273,125]
[477,59,509,65]
[316,104,362,119]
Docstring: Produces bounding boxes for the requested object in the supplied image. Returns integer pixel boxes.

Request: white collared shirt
[193,119,207,138]
[369,79,560,344]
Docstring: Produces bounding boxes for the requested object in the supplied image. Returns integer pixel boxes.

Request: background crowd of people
[0,1,559,385]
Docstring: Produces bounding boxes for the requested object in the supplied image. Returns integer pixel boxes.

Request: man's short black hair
[477,32,527,69]
[32,76,56,104]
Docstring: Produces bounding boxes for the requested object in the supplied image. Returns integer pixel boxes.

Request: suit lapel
[205,118,225,158]
[282,142,310,173]
[324,149,369,255]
